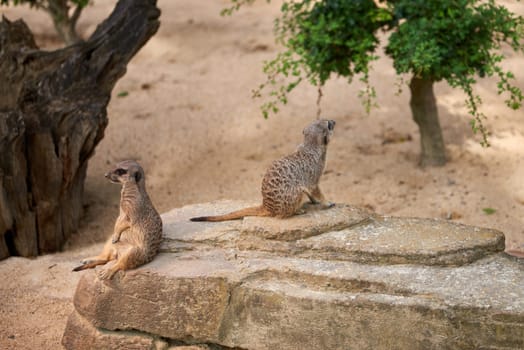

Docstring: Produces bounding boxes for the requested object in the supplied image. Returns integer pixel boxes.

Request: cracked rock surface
[63,200,523,350]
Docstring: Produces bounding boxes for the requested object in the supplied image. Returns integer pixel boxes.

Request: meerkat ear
[134,171,142,182]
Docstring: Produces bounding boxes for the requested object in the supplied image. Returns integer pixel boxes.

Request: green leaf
[117,91,129,98]
[482,207,496,215]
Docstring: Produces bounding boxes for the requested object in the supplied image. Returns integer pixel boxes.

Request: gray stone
[162,200,503,266]
[63,200,524,350]
[241,203,371,241]
[72,261,231,342]
[62,311,157,350]
[295,215,505,265]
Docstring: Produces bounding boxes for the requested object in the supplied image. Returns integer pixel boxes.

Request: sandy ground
[1,1,523,348]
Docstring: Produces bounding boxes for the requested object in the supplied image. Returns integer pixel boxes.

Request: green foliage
[221,0,261,16]
[482,207,496,215]
[0,0,89,8]
[225,0,524,147]
[249,0,392,117]
[1,0,90,45]
[386,0,524,146]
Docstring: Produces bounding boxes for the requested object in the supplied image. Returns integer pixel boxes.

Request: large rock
[63,200,524,350]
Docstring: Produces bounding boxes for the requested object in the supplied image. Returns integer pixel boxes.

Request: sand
[1,0,523,348]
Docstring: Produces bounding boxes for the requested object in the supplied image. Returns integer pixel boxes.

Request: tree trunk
[47,0,82,45]
[409,77,447,167]
[0,0,160,259]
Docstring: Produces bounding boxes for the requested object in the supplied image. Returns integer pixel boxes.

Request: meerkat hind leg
[293,189,313,215]
[303,186,335,210]
[98,245,145,280]
[302,187,321,204]
[98,262,121,280]
[73,241,118,271]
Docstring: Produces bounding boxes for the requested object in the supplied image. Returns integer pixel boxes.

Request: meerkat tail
[72,260,107,272]
[73,264,89,272]
[73,258,109,272]
[190,205,270,222]
[72,263,95,272]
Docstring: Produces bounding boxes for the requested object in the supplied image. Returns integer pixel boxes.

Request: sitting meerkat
[190,119,335,222]
[73,160,162,279]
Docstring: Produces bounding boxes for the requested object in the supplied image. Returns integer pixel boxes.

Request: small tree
[1,0,90,45]
[226,0,524,166]
[386,0,524,165]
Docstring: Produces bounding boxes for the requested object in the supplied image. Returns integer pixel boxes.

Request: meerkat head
[303,119,336,146]
[105,160,145,185]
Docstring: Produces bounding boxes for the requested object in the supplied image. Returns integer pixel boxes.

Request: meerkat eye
[115,168,127,176]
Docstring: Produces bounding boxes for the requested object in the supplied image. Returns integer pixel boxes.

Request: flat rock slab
[296,215,505,265]
[241,203,371,240]
[63,201,523,350]
[162,200,504,266]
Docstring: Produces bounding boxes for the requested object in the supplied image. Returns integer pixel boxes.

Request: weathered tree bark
[0,0,160,259]
[409,77,447,167]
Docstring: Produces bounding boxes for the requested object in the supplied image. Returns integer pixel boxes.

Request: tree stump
[0,0,160,259]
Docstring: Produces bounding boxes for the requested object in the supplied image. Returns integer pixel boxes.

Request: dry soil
[1,1,523,348]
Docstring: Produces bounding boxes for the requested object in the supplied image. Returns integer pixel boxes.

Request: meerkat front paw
[111,234,120,244]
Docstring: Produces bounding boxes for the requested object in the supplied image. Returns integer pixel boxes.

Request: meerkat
[73,160,163,279]
[190,119,336,222]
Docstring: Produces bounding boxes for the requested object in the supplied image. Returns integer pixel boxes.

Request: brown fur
[73,160,163,279]
[190,119,335,222]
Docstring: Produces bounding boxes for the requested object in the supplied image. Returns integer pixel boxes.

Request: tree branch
[70,3,83,26]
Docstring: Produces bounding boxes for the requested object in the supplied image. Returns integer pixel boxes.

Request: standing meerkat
[73,160,163,279]
[190,119,336,222]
